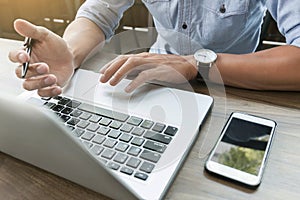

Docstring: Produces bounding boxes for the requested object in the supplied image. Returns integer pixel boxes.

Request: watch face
[194,49,217,64]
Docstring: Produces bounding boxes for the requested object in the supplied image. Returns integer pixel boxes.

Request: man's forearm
[210,45,300,91]
[63,17,106,69]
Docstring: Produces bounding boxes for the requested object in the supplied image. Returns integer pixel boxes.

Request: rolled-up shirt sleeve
[76,0,134,40]
[267,0,300,47]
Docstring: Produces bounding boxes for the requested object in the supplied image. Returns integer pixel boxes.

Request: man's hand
[100,52,198,93]
[8,19,75,97]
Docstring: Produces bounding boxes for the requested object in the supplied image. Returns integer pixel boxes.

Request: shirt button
[220,4,226,13]
[182,23,188,29]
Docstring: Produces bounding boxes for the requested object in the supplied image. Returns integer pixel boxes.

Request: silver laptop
[0,69,213,200]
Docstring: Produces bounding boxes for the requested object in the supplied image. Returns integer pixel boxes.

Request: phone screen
[211,117,273,176]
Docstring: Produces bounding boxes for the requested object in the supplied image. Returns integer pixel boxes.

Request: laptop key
[99,117,112,126]
[67,118,80,126]
[58,97,71,105]
[81,131,95,141]
[108,129,122,139]
[89,115,101,123]
[60,115,71,122]
[82,141,93,149]
[91,145,104,155]
[44,102,55,109]
[152,123,166,133]
[66,100,81,108]
[143,140,166,153]
[77,121,90,129]
[113,153,128,164]
[120,124,134,133]
[164,126,178,136]
[140,162,155,173]
[127,146,142,156]
[120,167,134,175]
[86,123,100,132]
[101,149,116,160]
[144,130,172,144]
[61,107,73,115]
[41,96,52,101]
[134,172,148,181]
[140,120,154,129]
[70,110,83,117]
[115,142,129,152]
[131,137,145,146]
[52,104,64,112]
[53,96,63,100]
[126,157,141,169]
[78,103,129,122]
[79,112,92,120]
[73,128,85,137]
[67,125,75,131]
[109,121,122,129]
[97,127,110,135]
[140,150,161,163]
[103,138,117,148]
[132,127,145,136]
[127,116,143,126]
[119,133,133,143]
[107,162,120,170]
[92,135,106,145]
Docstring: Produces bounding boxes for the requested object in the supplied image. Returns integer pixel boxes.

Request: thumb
[14,19,49,42]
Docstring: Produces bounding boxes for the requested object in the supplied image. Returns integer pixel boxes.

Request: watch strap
[196,62,211,81]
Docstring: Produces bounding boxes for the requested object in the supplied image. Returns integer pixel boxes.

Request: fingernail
[110,76,118,85]
[18,53,27,63]
[52,87,62,96]
[100,74,106,82]
[125,85,133,93]
[44,76,54,85]
[36,66,46,74]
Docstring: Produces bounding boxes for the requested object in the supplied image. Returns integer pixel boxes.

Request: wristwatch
[194,49,217,81]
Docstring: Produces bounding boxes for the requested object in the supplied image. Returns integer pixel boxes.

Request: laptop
[0,69,213,200]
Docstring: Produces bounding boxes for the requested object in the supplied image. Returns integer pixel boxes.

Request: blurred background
[0,0,151,39]
[0,0,285,51]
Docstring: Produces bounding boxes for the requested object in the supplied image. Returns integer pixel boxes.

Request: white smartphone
[205,112,277,188]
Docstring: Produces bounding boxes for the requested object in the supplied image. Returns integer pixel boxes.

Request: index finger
[8,49,29,63]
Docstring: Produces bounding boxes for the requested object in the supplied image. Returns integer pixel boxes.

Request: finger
[22,74,57,91]
[109,61,155,86]
[99,54,136,74]
[15,62,49,79]
[106,56,154,86]
[37,85,62,97]
[8,50,30,63]
[99,57,119,74]
[125,68,158,93]
[14,19,49,41]
[100,55,129,83]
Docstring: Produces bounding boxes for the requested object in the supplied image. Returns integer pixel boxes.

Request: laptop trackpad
[85,81,184,125]
[64,69,199,126]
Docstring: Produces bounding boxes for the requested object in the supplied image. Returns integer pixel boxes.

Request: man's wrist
[186,55,199,80]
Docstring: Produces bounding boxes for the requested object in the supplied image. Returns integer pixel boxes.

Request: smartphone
[205,112,277,188]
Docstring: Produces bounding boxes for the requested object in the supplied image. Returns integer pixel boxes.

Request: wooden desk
[1,38,300,200]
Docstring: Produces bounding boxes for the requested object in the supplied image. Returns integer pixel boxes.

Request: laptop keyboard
[39,96,178,181]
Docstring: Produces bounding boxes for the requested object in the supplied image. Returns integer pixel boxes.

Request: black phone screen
[211,117,273,176]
